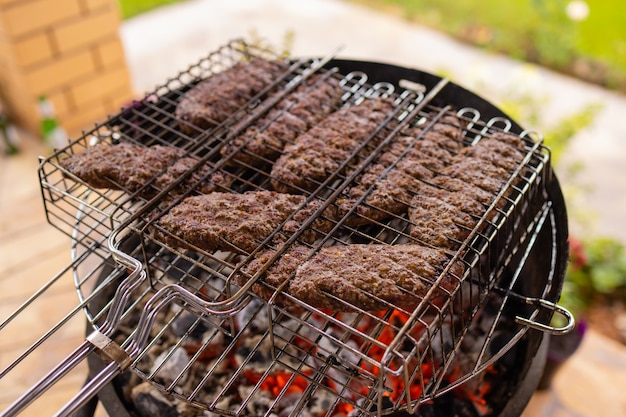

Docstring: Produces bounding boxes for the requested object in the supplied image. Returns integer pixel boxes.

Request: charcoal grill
[0,39,573,417]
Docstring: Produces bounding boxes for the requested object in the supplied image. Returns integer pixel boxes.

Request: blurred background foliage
[349,0,626,92]
[118,0,185,19]
[118,1,626,92]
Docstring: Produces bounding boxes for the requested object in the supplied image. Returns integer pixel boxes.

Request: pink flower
[568,237,588,271]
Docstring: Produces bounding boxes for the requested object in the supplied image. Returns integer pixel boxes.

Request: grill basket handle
[514,296,575,335]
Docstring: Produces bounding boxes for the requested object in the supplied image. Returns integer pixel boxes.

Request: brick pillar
[0,0,134,137]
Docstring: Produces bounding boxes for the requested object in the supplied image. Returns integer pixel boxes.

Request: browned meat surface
[60,142,183,190]
[59,142,231,198]
[459,132,526,172]
[154,191,336,254]
[153,157,233,195]
[270,97,396,193]
[234,245,314,305]
[408,131,528,249]
[430,176,496,206]
[430,115,467,140]
[337,119,464,226]
[236,243,465,311]
[338,167,423,226]
[221,74,343,166]
[439,158,511,194]
[408,186,480,249]
[293,244,465,311]
[175,58,289,133]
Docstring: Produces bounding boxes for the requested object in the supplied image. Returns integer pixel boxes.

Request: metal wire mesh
[25,39,570,417]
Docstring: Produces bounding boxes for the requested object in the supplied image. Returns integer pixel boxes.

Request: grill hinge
[87,330,132,370]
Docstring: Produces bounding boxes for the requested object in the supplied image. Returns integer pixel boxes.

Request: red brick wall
[0,0,134,137]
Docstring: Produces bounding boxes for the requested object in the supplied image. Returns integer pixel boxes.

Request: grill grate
[4,39,572,417]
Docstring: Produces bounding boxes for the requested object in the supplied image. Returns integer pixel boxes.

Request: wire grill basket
[3,39,573,417]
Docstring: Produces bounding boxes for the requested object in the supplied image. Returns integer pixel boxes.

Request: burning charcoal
[271,317,319,349]
[281,389,337,417]
[297,389,339,417]
[413,402,437,417]
[420,321,456,365]
[170,312,211,339]
[276,392,317,417]
[450,395,482,417]
[234,298,271,334]
[150,346,190,385]
[235,334,273,369]
[212,395,235,415]
[131,382,179,417]
[183,333,229,365]
[316,337,362,388]
[238,384,275,416]
[350,395,395,416]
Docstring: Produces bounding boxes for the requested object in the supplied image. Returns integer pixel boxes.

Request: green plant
[118,0,185,20]
[246,29,295,59]
[350,0,626,92]
[561,236,626,318]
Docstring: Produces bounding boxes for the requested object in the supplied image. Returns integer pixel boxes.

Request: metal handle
[52,284,237,416]
[1,341,95,417]
[53,359,122,417]
[1,329,134,417]
[514,296,576,335]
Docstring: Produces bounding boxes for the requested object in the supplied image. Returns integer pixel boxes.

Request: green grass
[118,0,626,91]
[577,1,626,70]
[350,0,626,91]
[118,0,185,20]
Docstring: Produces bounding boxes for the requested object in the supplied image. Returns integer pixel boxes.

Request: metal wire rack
[2,39,573,417]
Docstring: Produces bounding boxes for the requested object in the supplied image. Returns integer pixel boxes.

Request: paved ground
[119,0,626,244]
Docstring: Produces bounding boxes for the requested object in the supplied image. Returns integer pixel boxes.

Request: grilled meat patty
[154,190,336,254]
[439,159,512,194]
[59,142,232,198]
[438,132,526,193]
[409,186,481,249]
[337,116,464,225]
[153,157,233,195]
[461,132,526,172]
[221,74,344,166]
[235,243,465,311]
[270,97,396,193]
[408,132,527,249]
[175,58,289,134]
[235,244,314,305]
[429,176,496,207]
[60,142,182,190]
